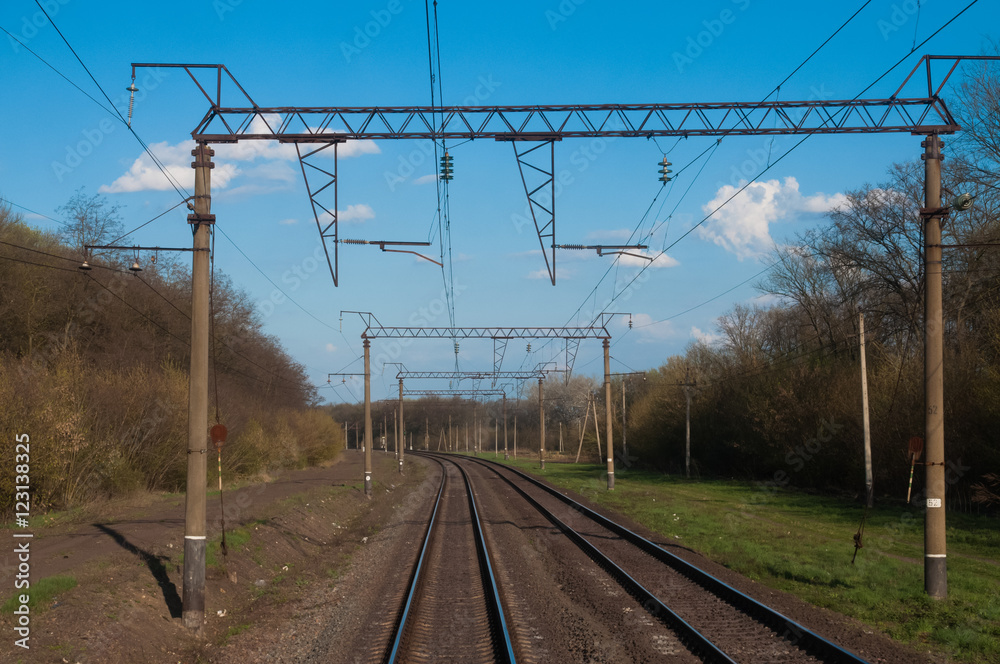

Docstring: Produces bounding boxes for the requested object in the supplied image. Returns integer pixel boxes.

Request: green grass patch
[207,526,254,568]
[497,458,1000,664]
[1,575,77,614]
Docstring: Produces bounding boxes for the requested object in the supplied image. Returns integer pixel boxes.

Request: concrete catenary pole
[398,378,404,474]
[603,339,614,489]
[923,133,947,598]
[503,394,509,460]
[182,142,213,630]
[621,378,628,461]
[538,376,545,470]
[859,310,873,508]
[363,338,373,497]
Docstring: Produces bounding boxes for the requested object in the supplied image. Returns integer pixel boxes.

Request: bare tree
[57,189,127,257]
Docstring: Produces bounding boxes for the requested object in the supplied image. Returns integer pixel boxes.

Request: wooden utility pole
[182,142,213,630]
[425,417,429,451]
[859,310,873,508]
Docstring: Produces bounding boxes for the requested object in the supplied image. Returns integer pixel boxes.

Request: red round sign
[211,424,228,447]
[908,436,923,459]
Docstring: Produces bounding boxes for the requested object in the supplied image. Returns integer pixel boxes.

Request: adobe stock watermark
[383,74,503,192]
[51,67,170,183]
[876,0,926,41]
[7,0,72,54]
[673,0,752,74]
[340,0,407,64]
[545,0,587,31]
[213,0,243,20]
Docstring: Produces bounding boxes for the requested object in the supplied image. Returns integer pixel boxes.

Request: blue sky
[1,0,997,404]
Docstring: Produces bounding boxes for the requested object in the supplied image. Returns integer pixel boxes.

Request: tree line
[0,192,343,513]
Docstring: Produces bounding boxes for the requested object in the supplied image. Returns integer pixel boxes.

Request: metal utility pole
[425,417,429,451]
[559,422,563,454]
[923,133,947,598]
[859,310,873,508]
[538,376,546,470]
[680,367,696,479]
[449,415,452,451]
[603,339,614,489]
[363,339,373,497]
[182,142,213,631]
[344,421,348,450]
[398,378,404,474]
[495,420,498,458]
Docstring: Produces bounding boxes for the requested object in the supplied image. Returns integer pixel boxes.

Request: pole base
[182,537,206,630]
[925,556,947,598]
[364,476,372,498]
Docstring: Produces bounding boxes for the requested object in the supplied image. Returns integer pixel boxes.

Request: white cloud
[697,176,846,260]
[629,313,675,343]
[691,326,724,346]
[339,204,375,223]
[279,218,298,225]
[616,250,679,268]
[325,343,337,353]
[414,173,439,185]
[100,140,242,193]
[101,119,379,194]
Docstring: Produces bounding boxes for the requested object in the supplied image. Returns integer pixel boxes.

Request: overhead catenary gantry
[133,55,967,286]
[341,309,621,488]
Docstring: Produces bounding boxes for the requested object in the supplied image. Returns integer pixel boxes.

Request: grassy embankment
[489,456,999,664]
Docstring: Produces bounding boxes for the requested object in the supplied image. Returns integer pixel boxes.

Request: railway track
[382,455,517,664]
[434,453,872,664]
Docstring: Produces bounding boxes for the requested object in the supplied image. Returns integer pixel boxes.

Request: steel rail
[460,455,871,664]
[385,455,516,663]
[419,452,736,664]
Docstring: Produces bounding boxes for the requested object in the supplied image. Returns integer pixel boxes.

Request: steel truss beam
[564,339,581,384]
[344,311,620,340]
[494,338,508,374]
[364,326,609,340]
[397,370,543,380]
[296,142,340,285]
[186,99,959,141]
[404,389,508,398]
[514,141,556,285]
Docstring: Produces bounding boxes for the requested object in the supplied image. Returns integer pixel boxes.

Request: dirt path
[1,450,428,664]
